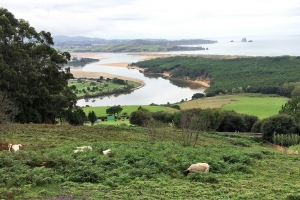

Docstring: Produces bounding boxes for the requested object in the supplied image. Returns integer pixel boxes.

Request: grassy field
[83,105,178,117]
[222,96,288,119]
[0,124,300,199]
[69,80,141,97]
[86,119,132,126]
[181,94,288,119]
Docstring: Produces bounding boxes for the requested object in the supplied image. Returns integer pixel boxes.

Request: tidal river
[69,53,206,107]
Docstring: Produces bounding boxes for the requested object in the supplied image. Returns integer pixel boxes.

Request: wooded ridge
[132,55,300,95]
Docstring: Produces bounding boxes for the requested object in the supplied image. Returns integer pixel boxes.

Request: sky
[1,0,300,40]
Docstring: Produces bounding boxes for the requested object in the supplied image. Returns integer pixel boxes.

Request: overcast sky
[1,0,300,39]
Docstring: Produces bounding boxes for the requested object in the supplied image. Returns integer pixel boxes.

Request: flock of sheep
[1,143,210,176]
[74,146,210,175]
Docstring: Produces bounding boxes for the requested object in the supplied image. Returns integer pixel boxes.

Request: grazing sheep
[74,146,92,153]
[8,144,22,152]
[183,163,209,176]
[76,146,92,151]
[102,149,111,155]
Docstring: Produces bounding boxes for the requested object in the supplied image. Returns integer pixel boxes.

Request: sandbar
[70,70,145,85]
[70,53,108,60]
[98,62,145,71]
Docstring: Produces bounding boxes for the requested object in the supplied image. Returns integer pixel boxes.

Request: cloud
[1,0,300,39]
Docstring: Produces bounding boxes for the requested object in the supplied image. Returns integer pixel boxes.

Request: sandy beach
[69,52,215,88]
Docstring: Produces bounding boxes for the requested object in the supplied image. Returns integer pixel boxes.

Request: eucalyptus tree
[0,8,76,123]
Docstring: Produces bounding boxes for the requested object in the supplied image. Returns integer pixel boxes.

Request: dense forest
[132,56,300,96]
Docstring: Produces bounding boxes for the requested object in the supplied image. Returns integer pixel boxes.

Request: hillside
[132,55,300,95]
[1,124,299,199]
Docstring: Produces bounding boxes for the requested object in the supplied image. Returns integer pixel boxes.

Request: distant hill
[53,35,216,47]
[53,35,129,46]
[128,39,217,46]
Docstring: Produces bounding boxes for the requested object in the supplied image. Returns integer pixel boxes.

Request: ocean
[171,35,300,56]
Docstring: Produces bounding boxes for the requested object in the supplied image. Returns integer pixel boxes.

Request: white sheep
[183,163,209,176]
[74,146,92,153]
[76,146,92,151]
[8,144,22,152]
[102,149,111,155]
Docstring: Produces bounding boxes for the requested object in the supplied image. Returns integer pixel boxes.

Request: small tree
[129,110,152,126]
[106,106,123,116]
[88,111,97,126]
[65,108,87,126]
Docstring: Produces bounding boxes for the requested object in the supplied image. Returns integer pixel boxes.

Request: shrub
[217,111,248,132]
[152,111,175,123]
[251,120,262,133]
[129,110,152,126]
[191,93,205,100]
[261,114,297,143]
[276,87,291,97]
[243,114,259,132]
[200,109,224,132]
[205,92,216,97]
[260,85,279,94]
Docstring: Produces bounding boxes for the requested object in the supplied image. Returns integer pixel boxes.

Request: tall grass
[273,133,300,147]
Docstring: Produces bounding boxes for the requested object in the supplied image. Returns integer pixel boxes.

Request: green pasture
[221,96,288,119]
[1,124,300,199]
[181,94,289,119]
[83,105,178,117]
[85,119,132,126]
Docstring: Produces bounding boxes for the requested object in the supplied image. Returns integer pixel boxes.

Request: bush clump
[261,114,297,143]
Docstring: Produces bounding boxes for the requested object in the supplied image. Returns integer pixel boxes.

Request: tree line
[132,56,300,97]
[129,99,300,147]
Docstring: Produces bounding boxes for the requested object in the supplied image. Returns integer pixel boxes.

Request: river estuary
[69,53,206,107]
